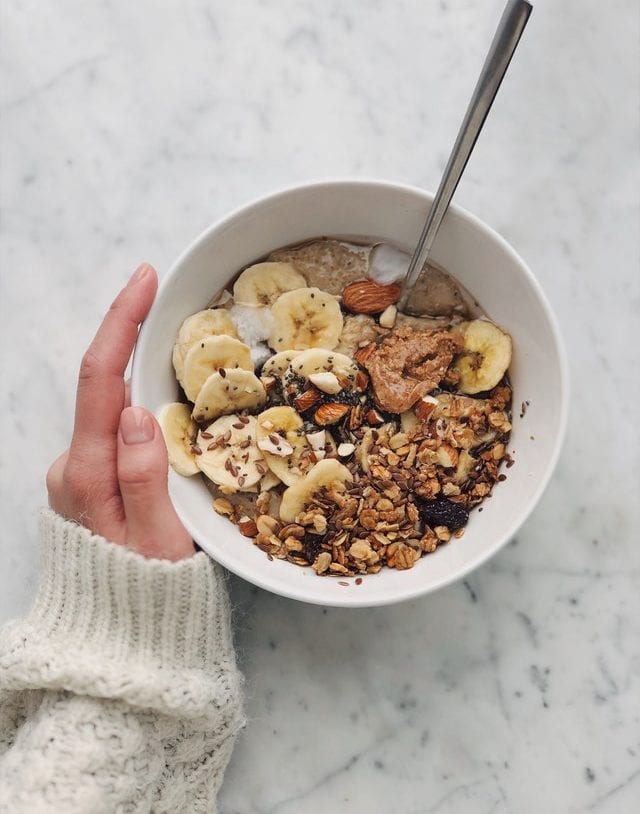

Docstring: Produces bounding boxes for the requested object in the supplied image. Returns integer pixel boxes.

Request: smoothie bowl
[131,180,568,607]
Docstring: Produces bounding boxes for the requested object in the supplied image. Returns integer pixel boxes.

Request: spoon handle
[398,0,532,312]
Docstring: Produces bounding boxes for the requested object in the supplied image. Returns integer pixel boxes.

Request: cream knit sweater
[0,510,244,812]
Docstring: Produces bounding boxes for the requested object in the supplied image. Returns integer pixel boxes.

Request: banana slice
[260,469,281,492]
[157,402,200,476]
[196,415,265,491]
[268,287,343,351]
[172,309,238,384]
[261,350,302,378]
[336,314,378,356]
[284,348,358,391]
[192,368,266,422]
[255,406,317,486]
[233,262,307,306]
[181,335,253,402]
[279,459,353,523]
[454,319,512,394]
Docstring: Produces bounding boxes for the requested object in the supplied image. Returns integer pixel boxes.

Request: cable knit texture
[0,509,245,812]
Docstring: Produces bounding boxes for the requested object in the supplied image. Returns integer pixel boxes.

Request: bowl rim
[132,177,570,607]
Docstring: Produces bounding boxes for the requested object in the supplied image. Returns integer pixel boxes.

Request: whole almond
[342,280,401,315]
[293,387,321,412]
[314,402,351,426]
[238,516,258,537]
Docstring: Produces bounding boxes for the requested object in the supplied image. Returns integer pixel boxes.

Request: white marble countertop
[1,0,638,811]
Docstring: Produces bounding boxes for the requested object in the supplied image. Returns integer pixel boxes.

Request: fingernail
[120,407,155,444]
[128,263,152,286]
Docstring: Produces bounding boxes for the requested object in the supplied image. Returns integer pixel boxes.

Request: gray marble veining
[1,1,638,811]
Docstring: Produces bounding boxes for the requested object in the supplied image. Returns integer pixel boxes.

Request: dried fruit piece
[417,497,469,530]
[342,280,401,315]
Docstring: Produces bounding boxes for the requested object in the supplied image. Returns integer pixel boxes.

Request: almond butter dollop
[363,327,464,413]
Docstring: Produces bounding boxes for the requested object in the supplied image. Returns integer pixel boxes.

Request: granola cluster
[214,383,512,576]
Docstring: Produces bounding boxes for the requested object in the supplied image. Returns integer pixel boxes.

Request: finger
[46,450,69,515]
[70,264,157,460]
[124,378,131,408]
[117,407,194,561]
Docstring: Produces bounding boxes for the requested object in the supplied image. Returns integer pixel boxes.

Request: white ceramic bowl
[132,179,568,607]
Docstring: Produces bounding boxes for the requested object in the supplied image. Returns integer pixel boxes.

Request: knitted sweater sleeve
[0,510,245,813]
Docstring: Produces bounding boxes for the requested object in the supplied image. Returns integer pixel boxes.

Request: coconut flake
[230,304,274,346]
[369,243,410,284]
[251,342,272,368]
[309,371,342,394]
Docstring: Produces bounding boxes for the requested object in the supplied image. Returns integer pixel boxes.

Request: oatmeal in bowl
[160,238,515,579]
[131,180,568,606]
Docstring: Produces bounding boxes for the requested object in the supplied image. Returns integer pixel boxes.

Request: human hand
[46,264,195,560]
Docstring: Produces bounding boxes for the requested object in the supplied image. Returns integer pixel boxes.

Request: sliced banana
[268,287,343,352]
[260,469,281,492]
[454,319,512,394]
[336,313,378,356]
[279,459,353,523]
[196,415,265,491]
[157,403,200,476]
[233,262,307,306]
[284,348,358,390]
[172,309,238,384]
[261,350,302,378]
[181,335,253,402]
[255,406,314,486]
[192,368,266,422]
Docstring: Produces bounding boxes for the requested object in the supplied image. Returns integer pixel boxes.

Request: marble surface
[1,0,638,811]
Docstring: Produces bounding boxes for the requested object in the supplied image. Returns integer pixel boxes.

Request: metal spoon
[397,0,532,313]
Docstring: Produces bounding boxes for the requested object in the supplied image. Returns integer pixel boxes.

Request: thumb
[117,406,195,560]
